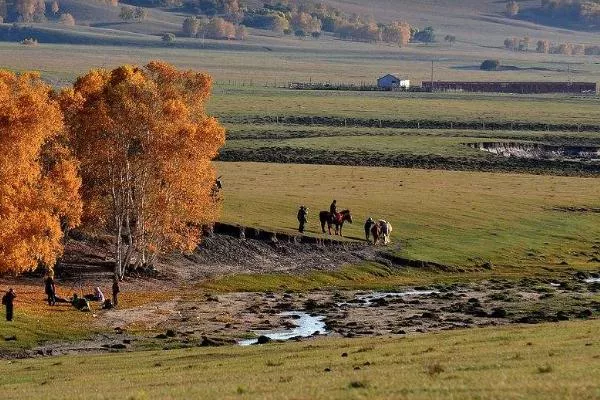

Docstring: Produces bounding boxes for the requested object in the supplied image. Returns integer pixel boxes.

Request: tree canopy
[0,70,82,274]
[60,61,225,278]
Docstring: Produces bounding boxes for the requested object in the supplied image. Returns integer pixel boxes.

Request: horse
[319,209,352,236]
[371,220,393,245]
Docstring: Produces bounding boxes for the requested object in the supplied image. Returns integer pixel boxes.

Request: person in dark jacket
[297,205,308,233]
[44,273,56,306]
[2,288,16,321]
[112,276,120,308]
[364,217,375,242]
[329,200,337,215]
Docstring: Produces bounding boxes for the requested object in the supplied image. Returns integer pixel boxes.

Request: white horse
[371,219,393,245]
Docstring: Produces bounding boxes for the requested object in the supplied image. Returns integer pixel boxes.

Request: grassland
[212,89,600,125]
[224,126,600,156]
[217,162,600,270]
[0,319,598,399]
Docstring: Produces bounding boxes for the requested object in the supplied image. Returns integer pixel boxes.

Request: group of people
[43,273,120,313]
[2,273,122,322]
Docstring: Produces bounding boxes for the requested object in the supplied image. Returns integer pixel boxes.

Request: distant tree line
[0,0,117,24]
[539,0,600,26]
[176,0,439,46]
[504,0,600,27]
[504,35,600,55]
[182,15,247,40]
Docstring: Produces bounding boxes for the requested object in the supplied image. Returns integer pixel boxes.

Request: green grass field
[217,162,600,272]
[225,127,600,156]
[212,88,600,125]
[1,320,598,400]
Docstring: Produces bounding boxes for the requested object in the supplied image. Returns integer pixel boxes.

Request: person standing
[112,276,120,308]
[44,273,56,306]
[297,205,308,233]
[364,217,374,242]
[2,288,16,321]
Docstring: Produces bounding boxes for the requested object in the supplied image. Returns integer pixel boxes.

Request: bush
[161,32,175,42]
[21,37,38,45]
[413,26,435,43]
[480,59,500,71]
[59,13,76,26]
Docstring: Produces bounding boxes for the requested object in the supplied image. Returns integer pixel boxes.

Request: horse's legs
[321,220,325,233]
[327,222,332,235]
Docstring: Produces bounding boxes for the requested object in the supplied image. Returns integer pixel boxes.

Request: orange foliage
[60,61,225,277]
[0,70,82,274]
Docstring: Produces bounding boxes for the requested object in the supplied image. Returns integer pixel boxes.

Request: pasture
[0,320,598,400]
[1,1,600,397]
[217,162,600,273]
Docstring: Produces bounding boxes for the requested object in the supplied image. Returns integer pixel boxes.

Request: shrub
[348,380,369,389]
[480,59,500,70]
[506,1,519,17]
[21,37,38,45]
[426,362,445,376]
[59,13,75,26]
[161,32,175,42]
[413,26,435,43]
[235,24,247,40]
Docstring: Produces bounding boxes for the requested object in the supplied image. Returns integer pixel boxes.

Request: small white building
[377,74,410,90]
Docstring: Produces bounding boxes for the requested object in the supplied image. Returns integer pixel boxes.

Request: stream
[238,311,327,346]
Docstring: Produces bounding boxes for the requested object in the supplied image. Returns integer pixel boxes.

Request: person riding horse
[297,205,308,233]
[330,200,337,218]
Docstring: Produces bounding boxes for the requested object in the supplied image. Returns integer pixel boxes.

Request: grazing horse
[319,209,353,236]
[371,220,393,245]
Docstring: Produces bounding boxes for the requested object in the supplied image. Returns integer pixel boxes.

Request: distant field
[1,320,598,399]
[211,89,600,124]
[224,125,600,155]
[217,162,600,271]
[1,35,599,86]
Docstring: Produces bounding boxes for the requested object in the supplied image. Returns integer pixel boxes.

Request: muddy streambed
[21,276,600,357]
[468,142,600,161]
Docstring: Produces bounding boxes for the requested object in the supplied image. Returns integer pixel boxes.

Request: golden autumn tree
[0,70,82,274]
[60,61,225,279]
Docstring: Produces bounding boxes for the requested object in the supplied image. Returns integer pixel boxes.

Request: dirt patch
[550,206,600,213]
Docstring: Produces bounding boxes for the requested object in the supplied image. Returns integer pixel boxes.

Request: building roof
[378,74,409,81]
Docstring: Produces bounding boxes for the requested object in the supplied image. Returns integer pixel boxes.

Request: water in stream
[238,311,327,346]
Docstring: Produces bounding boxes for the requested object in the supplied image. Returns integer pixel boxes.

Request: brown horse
[319,209,352,236]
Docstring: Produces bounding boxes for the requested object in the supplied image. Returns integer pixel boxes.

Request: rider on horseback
[330,200,339,223]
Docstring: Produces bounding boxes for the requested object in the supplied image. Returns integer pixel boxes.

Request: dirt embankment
[221,115,600,133]
[218,147,600,176]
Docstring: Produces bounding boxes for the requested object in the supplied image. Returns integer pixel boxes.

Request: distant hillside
[513,0,600,31]
[0,0,599,53]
